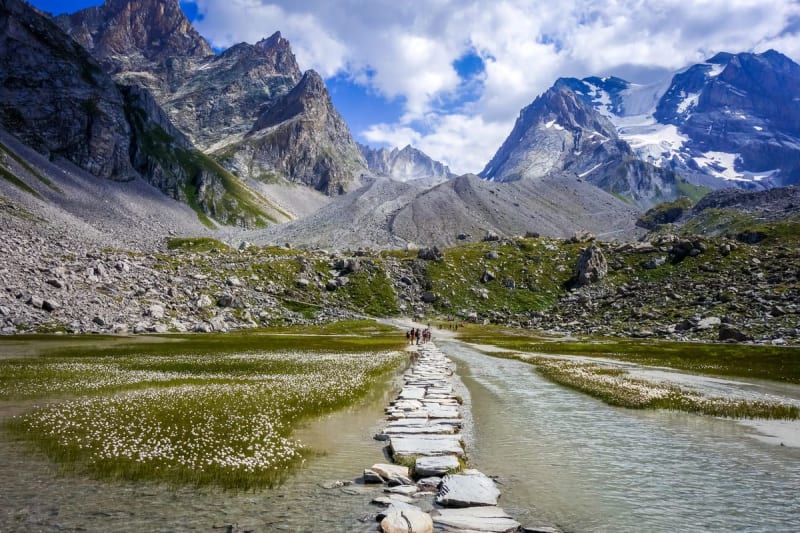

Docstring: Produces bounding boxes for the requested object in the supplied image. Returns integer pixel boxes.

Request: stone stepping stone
[390,435,464,460]
[384,485,418,496]
[430,506,520,532]
[380,508,434,533]
[371,463,409,479]
[372,494,414,505]
[399,387,426,400]
[427,406,461,419]
[383,424,456,435]
[435,472,500,508]
[415,455,461,477]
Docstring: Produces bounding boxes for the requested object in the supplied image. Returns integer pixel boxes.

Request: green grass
[0,141,61,193]
[1,325,406,490]
[458,326,800,383]
[421,239,581,316]
[166,237,231,252]
[0,164,41,199]
[675,178,711,203]
[522,356,799,419]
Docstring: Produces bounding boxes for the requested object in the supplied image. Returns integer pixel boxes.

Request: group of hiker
[406,327,431,345]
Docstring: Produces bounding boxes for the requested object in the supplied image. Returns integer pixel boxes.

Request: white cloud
[190,0,800,174]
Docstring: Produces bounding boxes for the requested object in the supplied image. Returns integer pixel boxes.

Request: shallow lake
[440,339,800,532]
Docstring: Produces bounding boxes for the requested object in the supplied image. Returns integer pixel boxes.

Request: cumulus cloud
[189,0,800,174]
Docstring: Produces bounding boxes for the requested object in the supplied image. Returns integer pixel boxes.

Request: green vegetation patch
[0,141,60,192]
[166,237,231,252]
[1,326,405,490]
[637,197,693,230]
[422,239,581,315]
[458,326,800,384]
[498,355,798,419]
[0,164,41,199]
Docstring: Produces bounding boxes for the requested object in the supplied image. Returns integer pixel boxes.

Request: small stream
[439,340,800,532]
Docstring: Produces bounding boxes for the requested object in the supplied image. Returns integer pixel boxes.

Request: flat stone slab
[431,506,520,532]
[415,455,461,477]
[436,472,500,508]
[384,485,418,496]
[399,387,426,400]
[372,494,414,505]
[376,501,422,520]
[383,424,456,435]
[390,435,464,459]
[371,463,409,479]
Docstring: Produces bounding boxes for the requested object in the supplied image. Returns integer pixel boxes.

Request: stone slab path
[364,342,525,533]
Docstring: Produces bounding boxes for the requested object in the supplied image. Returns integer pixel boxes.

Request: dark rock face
[665,51,800,184]
[360,144,453,182]
[57,1,366,194]
[231,70,367,194]
[56,0,213,76]
[480,85,678,208]
[0,0,134,180]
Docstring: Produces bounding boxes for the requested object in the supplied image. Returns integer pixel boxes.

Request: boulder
[719,324,753,342]
[415,455,460,477]
[503,278,516,289]
[380,509,433,533]
[483,231,500,242]
[570,230,595,243]
[418,247,444,261]
[46,279,64,289]
[481,270,495,283]
[421,292,437,303]
[42,300,60,312]
[295,278,310,289]
[363,469,385,484]
[325,280,338,292]
[371,464,410,479]
[485,251,499,260]
[436,471,500,508]
[25,295,43,309]
[574,244,607,286]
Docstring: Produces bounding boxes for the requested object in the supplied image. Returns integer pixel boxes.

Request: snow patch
[544,119,564,131]
[677,92,700,114]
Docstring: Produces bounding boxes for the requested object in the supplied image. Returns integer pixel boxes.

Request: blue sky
[30,1,800,174]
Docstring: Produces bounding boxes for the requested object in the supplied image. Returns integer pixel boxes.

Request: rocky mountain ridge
[558,50,800,189]
[480,85,682,209]
[360,144,454,183]
[56,0,367,194]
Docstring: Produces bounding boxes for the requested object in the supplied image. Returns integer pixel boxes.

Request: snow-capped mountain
[359,144,454,183]
[480,82,683,209]
[560,50,800,189]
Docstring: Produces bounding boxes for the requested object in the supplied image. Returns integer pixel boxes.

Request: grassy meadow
[0,321,406,489]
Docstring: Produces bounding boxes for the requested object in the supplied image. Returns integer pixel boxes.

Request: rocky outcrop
[56,0,212,79]
[480,85,679,208]
[574,244,608,286]
[0,0,134,180]
[360,144,453,182]
[57,1,365,193]
[222,70,367,194]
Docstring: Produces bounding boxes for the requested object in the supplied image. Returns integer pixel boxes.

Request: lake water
[3,336,800,532]
[440,339,800,532]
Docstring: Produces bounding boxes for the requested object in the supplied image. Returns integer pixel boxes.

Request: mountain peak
[56,0,212,72]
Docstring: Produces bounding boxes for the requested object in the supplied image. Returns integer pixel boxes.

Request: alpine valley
[0,0,798,346]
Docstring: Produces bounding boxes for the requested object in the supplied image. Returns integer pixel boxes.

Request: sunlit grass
[503,355,799,419]
[5,350,404,489]
[458,325,800,384]
[1,324,407,490]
